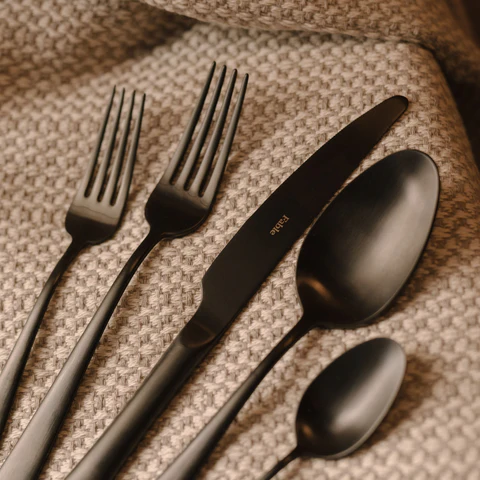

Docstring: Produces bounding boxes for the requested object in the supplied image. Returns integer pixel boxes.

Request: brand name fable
[270,214,290,235]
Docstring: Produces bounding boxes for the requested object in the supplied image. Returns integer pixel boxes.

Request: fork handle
[0,230,160,480]
[0,240,83,438]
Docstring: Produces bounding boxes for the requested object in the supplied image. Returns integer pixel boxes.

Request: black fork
[0,88,144,438]
[0,62,248,480]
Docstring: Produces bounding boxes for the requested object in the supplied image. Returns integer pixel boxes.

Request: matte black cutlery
[0,87,144,437]
[156,149,439,480]
[66,96,408,480]
[0,62,248,480]
[259,338,406,480]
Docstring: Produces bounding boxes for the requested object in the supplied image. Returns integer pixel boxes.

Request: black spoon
[158,149,439,480]
[259,337,406,480]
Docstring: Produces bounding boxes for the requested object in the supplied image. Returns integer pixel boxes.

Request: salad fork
[0,62,248,480]
[0,87,144,437]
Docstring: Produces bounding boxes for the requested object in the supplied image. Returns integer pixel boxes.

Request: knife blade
[66,95,408,480]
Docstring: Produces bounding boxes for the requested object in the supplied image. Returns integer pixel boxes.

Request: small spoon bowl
[296,337,406,459]
[261,338,406,479]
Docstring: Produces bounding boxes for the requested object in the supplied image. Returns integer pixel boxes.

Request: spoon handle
[157,316,312,480]
[258,447,300,480]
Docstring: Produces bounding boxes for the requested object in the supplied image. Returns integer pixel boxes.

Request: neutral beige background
[1,1,479,478]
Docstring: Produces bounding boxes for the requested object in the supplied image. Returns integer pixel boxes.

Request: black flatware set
[0,63,441,479]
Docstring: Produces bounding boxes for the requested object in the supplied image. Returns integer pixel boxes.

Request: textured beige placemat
[1,1,479,479]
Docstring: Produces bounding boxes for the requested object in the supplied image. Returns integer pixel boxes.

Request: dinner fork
[0,62,248,480]
[0,87,144,438]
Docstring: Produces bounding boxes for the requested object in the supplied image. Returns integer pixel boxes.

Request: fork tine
[114,93,146,208]
[161,62,216,184]
[103,91,136,204]
[90,88,125,200]
[202,73,248,204]
[175,65,227,188]
[189,69,237,196]
[79,87,116,195]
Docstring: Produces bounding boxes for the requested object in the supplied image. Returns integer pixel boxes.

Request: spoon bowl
[297,149,439,329]
[296,338,406,459]
[260,338,406,479]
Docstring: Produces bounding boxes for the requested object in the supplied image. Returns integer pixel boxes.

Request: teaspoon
[259,337,406,479]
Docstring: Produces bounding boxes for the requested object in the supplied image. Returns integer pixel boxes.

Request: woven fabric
[143,0,480,160]
[142,0,480,84]
[1,1,480,479]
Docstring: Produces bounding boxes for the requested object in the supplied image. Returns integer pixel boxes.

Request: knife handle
[157,316,311,480]
[66,322,213,480]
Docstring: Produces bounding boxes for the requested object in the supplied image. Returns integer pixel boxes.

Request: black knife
[64,95,408,480]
